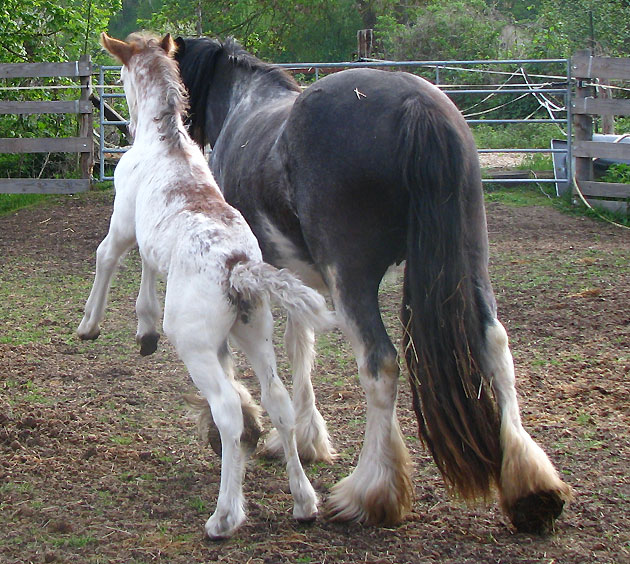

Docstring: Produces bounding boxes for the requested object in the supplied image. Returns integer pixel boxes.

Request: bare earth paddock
[0,189,629,563]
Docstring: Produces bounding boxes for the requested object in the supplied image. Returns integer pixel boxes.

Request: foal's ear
[100,32,133,65]
[161,33,176,56]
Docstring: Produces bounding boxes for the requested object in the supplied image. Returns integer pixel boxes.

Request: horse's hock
[0,56,93,194]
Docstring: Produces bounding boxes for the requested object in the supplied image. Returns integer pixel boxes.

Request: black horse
[174,36,570,533]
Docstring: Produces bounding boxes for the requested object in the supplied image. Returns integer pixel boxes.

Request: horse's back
[279,68,476,278]
[285,68,470,173]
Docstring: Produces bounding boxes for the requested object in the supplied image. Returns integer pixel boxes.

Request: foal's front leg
[77,229,135,340]
[135,260,161,355]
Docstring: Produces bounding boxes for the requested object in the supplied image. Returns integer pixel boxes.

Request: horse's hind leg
[135,259,161,356]
[164,284,246,539]
[187,343,263,456]
[482,319,572,533]
[325,278,413,525]
[231,304,318,522]
[264,313,335,463]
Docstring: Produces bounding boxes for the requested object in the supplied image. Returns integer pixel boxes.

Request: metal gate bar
[97,58,571,187]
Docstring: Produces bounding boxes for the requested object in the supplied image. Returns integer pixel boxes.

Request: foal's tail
[398,94,502,501]
[229,261,335,333]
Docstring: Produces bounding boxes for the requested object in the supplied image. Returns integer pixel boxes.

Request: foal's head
[101,32,188,144]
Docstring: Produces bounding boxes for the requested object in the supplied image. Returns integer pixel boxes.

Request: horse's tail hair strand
[398,93,502,501]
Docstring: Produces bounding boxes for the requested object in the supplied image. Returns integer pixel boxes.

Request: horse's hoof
[204,509,245,540]
[77,329,100,341]
[205,404,262,457]
[137,332,160,356]
[295,511,318,524]
[507,490,566,535]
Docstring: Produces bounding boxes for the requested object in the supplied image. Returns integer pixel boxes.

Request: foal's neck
[133,87,186,147]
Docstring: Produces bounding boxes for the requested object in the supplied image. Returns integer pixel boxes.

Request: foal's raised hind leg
[135,259,161,355]
[231,305,318,523]
[482,320,572,533]
[163,284,247,539]
[264,314,335,463]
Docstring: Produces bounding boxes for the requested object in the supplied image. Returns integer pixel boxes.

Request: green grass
[0,182,113,216]
[0,193,52,214]
[518,152,554,171]
[484,183,555,207]
[189,496,208,513]
[49,534,97,548]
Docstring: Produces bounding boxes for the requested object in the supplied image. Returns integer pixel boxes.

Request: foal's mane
[175,36,300,148]
[126,32,189,151]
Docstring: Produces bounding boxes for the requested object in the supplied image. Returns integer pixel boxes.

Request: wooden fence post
[357,29,374,60]
[598,79,614,135]
[79,54,94,182]
[573,49,594,187]
[571,49,630,213]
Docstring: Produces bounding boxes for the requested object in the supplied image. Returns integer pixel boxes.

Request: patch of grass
[518,152,554,171]
[189,496,207,513]
[484,184,555,207]
[581,204,630,227]
[0,193,51,215]
[6,380,52,405]
[50,534,97,548]
[0,249,142,350]
[0,183,113,216]
[576,412,592,426]
[111,435,133,446]
[556,188,630,226]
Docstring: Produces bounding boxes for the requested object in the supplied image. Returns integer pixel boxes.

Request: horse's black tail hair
[398,93,502,501]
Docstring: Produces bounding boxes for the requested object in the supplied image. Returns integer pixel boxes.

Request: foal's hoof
[204,509,245,541]
[137,332,160,356]
[206,407,263,456]
[507,490,566,535]
[77,329,100,341]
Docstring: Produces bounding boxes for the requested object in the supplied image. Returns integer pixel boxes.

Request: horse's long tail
[398,93,502,501]
[229,261,335,333]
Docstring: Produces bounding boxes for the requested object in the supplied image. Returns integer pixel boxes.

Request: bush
[471,123,561,149]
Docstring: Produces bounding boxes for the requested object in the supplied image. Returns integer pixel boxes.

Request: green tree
[529,0,630,57]
[142,0,367,61]
[109,0,165,40]
[0,0,122,63]
[375,0,506,61]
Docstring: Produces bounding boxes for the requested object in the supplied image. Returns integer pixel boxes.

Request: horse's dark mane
[221,37,301,93]
[175,36,300,148]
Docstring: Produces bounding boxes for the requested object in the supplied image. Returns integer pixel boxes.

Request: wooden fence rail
[572,50,630,213]
[0,55,93,194]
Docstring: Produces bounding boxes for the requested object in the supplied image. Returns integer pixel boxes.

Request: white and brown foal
[77,32,333,539]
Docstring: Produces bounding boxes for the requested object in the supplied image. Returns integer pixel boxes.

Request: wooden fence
[572,50,630,213]
[0,55,93,194]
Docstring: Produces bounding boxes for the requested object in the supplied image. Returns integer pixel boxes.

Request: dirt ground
[0,190,629,564]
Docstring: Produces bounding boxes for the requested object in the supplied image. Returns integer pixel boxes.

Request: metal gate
[97,57,572,189]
